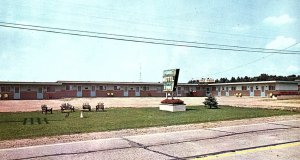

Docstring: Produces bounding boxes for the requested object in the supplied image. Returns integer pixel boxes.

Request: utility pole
[139,63,142,82]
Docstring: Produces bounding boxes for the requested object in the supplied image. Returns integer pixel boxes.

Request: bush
[161,99,184,105]
[203,95,218,109]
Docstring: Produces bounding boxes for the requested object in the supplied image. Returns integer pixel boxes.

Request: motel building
[210,81,299,97]
[0,80,299,100]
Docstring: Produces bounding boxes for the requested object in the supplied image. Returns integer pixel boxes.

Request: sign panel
[163,69,180,92]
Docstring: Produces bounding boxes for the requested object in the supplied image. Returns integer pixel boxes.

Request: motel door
[206,87,211,96]
[77,86,82,97]
[250,86,254,97]
[261,86,265,97]
[225,87,229,96]
[177,87,182,96]
[135,87,140,96]
[91,86,96,97]
[124,86,128,97]
[37,87,43,99]
[217,87,221,96]
[14,86,20,99]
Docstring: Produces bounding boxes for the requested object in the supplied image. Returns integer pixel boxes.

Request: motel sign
[163,69,180,92]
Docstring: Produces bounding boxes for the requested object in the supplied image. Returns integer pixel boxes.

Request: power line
[0,22,300,55]
[2,21,298,53]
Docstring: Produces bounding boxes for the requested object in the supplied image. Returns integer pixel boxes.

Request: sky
[0,0,299,83]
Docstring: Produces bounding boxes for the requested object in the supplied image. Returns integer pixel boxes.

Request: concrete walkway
[1,119,299,160]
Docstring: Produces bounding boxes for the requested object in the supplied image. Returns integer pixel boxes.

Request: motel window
[269,85,275,90]
[256,86,259,90]
[84,86,89,90]
[157,87,162,91]
[47,86,55,92]
[196,87,201,90]
[99,86,106,90]
[178,87,181,91]
[1,86,10,92]
[142,86,149,91]
[66,85,70,90]
[27,87,31,91]
[114,86,120,90]
[242,86,247,90]
[231,87,236,91]
[184,87,189,91]
[14,87,20,93]
[212,87,216,91]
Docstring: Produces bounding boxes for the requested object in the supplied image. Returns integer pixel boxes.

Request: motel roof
[0,80,204,86]
[57,81,202,86]
[0,80,298,86]
[57,81,162,85]
[0,81,62,85]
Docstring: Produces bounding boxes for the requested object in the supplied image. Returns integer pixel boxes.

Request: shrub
[203,95,218,109]
[161,99,184,105]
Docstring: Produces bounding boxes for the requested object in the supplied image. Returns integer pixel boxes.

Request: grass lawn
[0,106,298,140]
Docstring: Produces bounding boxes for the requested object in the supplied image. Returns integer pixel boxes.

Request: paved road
[1,120,299,160]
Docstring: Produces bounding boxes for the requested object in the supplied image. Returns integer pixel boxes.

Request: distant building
[199,78,215,83]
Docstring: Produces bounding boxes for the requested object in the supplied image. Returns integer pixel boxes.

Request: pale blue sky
[0,0,299,82]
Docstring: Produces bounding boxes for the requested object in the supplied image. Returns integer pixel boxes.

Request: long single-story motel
[0,80,299,100]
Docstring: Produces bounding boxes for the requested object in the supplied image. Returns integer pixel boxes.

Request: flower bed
[160,99,184,105]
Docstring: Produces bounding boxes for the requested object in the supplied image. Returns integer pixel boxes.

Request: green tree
[230,77,236,82]
[203,95,219,109]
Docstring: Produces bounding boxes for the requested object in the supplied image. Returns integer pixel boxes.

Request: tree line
[188,74,300,84]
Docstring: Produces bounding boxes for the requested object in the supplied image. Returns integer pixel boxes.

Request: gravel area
[0,97,299,112]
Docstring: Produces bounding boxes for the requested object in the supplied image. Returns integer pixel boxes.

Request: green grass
[0,106,298,140]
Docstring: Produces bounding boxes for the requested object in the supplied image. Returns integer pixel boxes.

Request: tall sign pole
[163,69,180,99]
